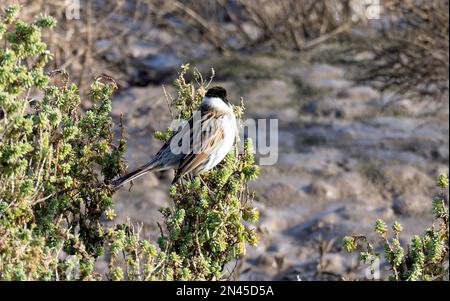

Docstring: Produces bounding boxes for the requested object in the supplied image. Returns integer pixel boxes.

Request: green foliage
[0,7,259,281]
[343,174,449,281]
[0,6,127,280]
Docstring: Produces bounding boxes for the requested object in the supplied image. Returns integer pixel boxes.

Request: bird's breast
[201,113,236,172]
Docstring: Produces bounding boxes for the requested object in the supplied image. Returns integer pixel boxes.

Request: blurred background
[4,0,449,280]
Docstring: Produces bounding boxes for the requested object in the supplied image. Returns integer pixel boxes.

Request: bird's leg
[198,175,212,193]
[178,176,187,191]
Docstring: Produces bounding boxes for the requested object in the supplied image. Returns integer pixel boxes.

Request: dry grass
[347,0,449,99]
[156,0,357,52]
[6,0,448,102]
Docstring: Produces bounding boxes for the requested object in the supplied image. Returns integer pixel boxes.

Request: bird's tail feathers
[111,161,159,189]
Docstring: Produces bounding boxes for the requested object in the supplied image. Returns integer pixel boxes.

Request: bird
[111,86,236,189]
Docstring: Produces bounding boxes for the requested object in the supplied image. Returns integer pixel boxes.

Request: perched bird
[111,86,236,189]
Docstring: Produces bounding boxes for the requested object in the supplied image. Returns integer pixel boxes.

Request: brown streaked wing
[174,115,225,181]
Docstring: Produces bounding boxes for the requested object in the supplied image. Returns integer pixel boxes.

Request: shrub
[347,0,449,99]
[146,65,260,280]
[0,4,127,280]
[0,6,259,281]
[343,174,449,281]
